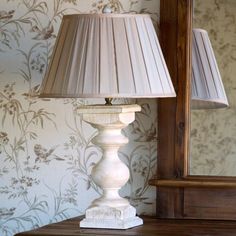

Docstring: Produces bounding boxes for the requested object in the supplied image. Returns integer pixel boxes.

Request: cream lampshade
[192,28,229,109]
[40,12,175,230]
[40,14,175,99]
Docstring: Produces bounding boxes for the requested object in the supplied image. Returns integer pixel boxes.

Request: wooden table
[15,216,236,236]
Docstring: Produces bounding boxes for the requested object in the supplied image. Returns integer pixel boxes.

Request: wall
[190,0,236,175]
[0,1,159,235]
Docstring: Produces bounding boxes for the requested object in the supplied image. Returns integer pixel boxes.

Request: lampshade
[191,28,229,109]
[39,14,176,98]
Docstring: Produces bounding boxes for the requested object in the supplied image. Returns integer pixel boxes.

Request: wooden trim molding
[152,0,236,220]
[157,0,192,180]
[153,0,192,218]
[150,179,236,188]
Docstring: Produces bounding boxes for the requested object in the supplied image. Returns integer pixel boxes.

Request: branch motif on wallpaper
[0,0,158,235]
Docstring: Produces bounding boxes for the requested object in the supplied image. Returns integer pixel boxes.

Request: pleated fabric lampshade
[40,14,176,99]
[191,28,229,109]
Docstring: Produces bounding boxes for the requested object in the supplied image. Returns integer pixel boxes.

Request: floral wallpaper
[0,0,159,235]
[190,0,236,176]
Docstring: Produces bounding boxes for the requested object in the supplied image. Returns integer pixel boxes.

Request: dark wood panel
[156,187,184,218]
[154,0,236,222]
[158,0,178,179]
[156,0,192,218]
[15,216,236,236]
[158,0,192,178]
[150,179,236,188]
[184,188,236,220]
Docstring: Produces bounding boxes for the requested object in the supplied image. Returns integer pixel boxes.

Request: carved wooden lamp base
[77,104,143,229]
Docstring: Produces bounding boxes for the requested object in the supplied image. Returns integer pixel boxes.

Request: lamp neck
[105,98,113,106]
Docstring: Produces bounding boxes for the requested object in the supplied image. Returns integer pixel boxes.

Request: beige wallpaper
[190,0,236,176]
[0,1,159,235]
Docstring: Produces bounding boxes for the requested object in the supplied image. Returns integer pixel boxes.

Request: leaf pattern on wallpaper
[44,177,81,223]
[128,102,157,142]
[0,0,159,235]
[119,142,157,209]
[64,101,101,195]
[190,0,236,176]
[0,0,82,51]
[0,81,59,234]
[0,2,47,50]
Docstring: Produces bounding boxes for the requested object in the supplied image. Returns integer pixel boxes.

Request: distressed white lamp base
[77,104,143,229]
[80,206,143,229]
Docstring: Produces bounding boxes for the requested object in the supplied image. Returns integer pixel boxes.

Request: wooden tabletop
[15,216,236,236]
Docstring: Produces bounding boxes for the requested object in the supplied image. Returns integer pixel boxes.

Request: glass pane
[190,0,236,176]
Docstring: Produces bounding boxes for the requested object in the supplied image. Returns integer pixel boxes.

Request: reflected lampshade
[39,14,176,99]
[191,28,229,109]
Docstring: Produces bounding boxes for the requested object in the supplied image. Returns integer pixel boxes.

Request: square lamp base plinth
[80,206,143,229]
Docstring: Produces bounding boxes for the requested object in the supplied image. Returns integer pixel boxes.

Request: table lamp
[40,10,176,229]
[192,28,229,109]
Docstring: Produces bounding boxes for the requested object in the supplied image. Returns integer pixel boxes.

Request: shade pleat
[124,18,150,94]
[113,17,135,93]
[53,18,76,93]
[78,18,91,94]
[203,32,225,98]
[124,18,137,93]
[83,18,99,94]
[150,21,174,94]
[192,28,229,109]
[145,18,170,94]
[40,14,176,98]
[100,17,116,94]
[42,19,69,94]
[192,32,209,98]
[63,17,80,94]
[70,18,86,94]
[136,17,162,94]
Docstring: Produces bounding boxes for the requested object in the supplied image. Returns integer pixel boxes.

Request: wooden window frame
[150,0,236,220]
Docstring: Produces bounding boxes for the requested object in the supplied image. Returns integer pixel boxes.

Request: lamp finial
[102,4,112,14]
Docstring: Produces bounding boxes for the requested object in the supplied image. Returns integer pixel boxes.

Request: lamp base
[77,104,142,229]
[80,205,143,229]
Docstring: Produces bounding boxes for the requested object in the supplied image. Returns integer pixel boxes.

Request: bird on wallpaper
[30,23,56,40]
[34,144,64,164]
[0,207,15,220]
[0,10,14,21]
